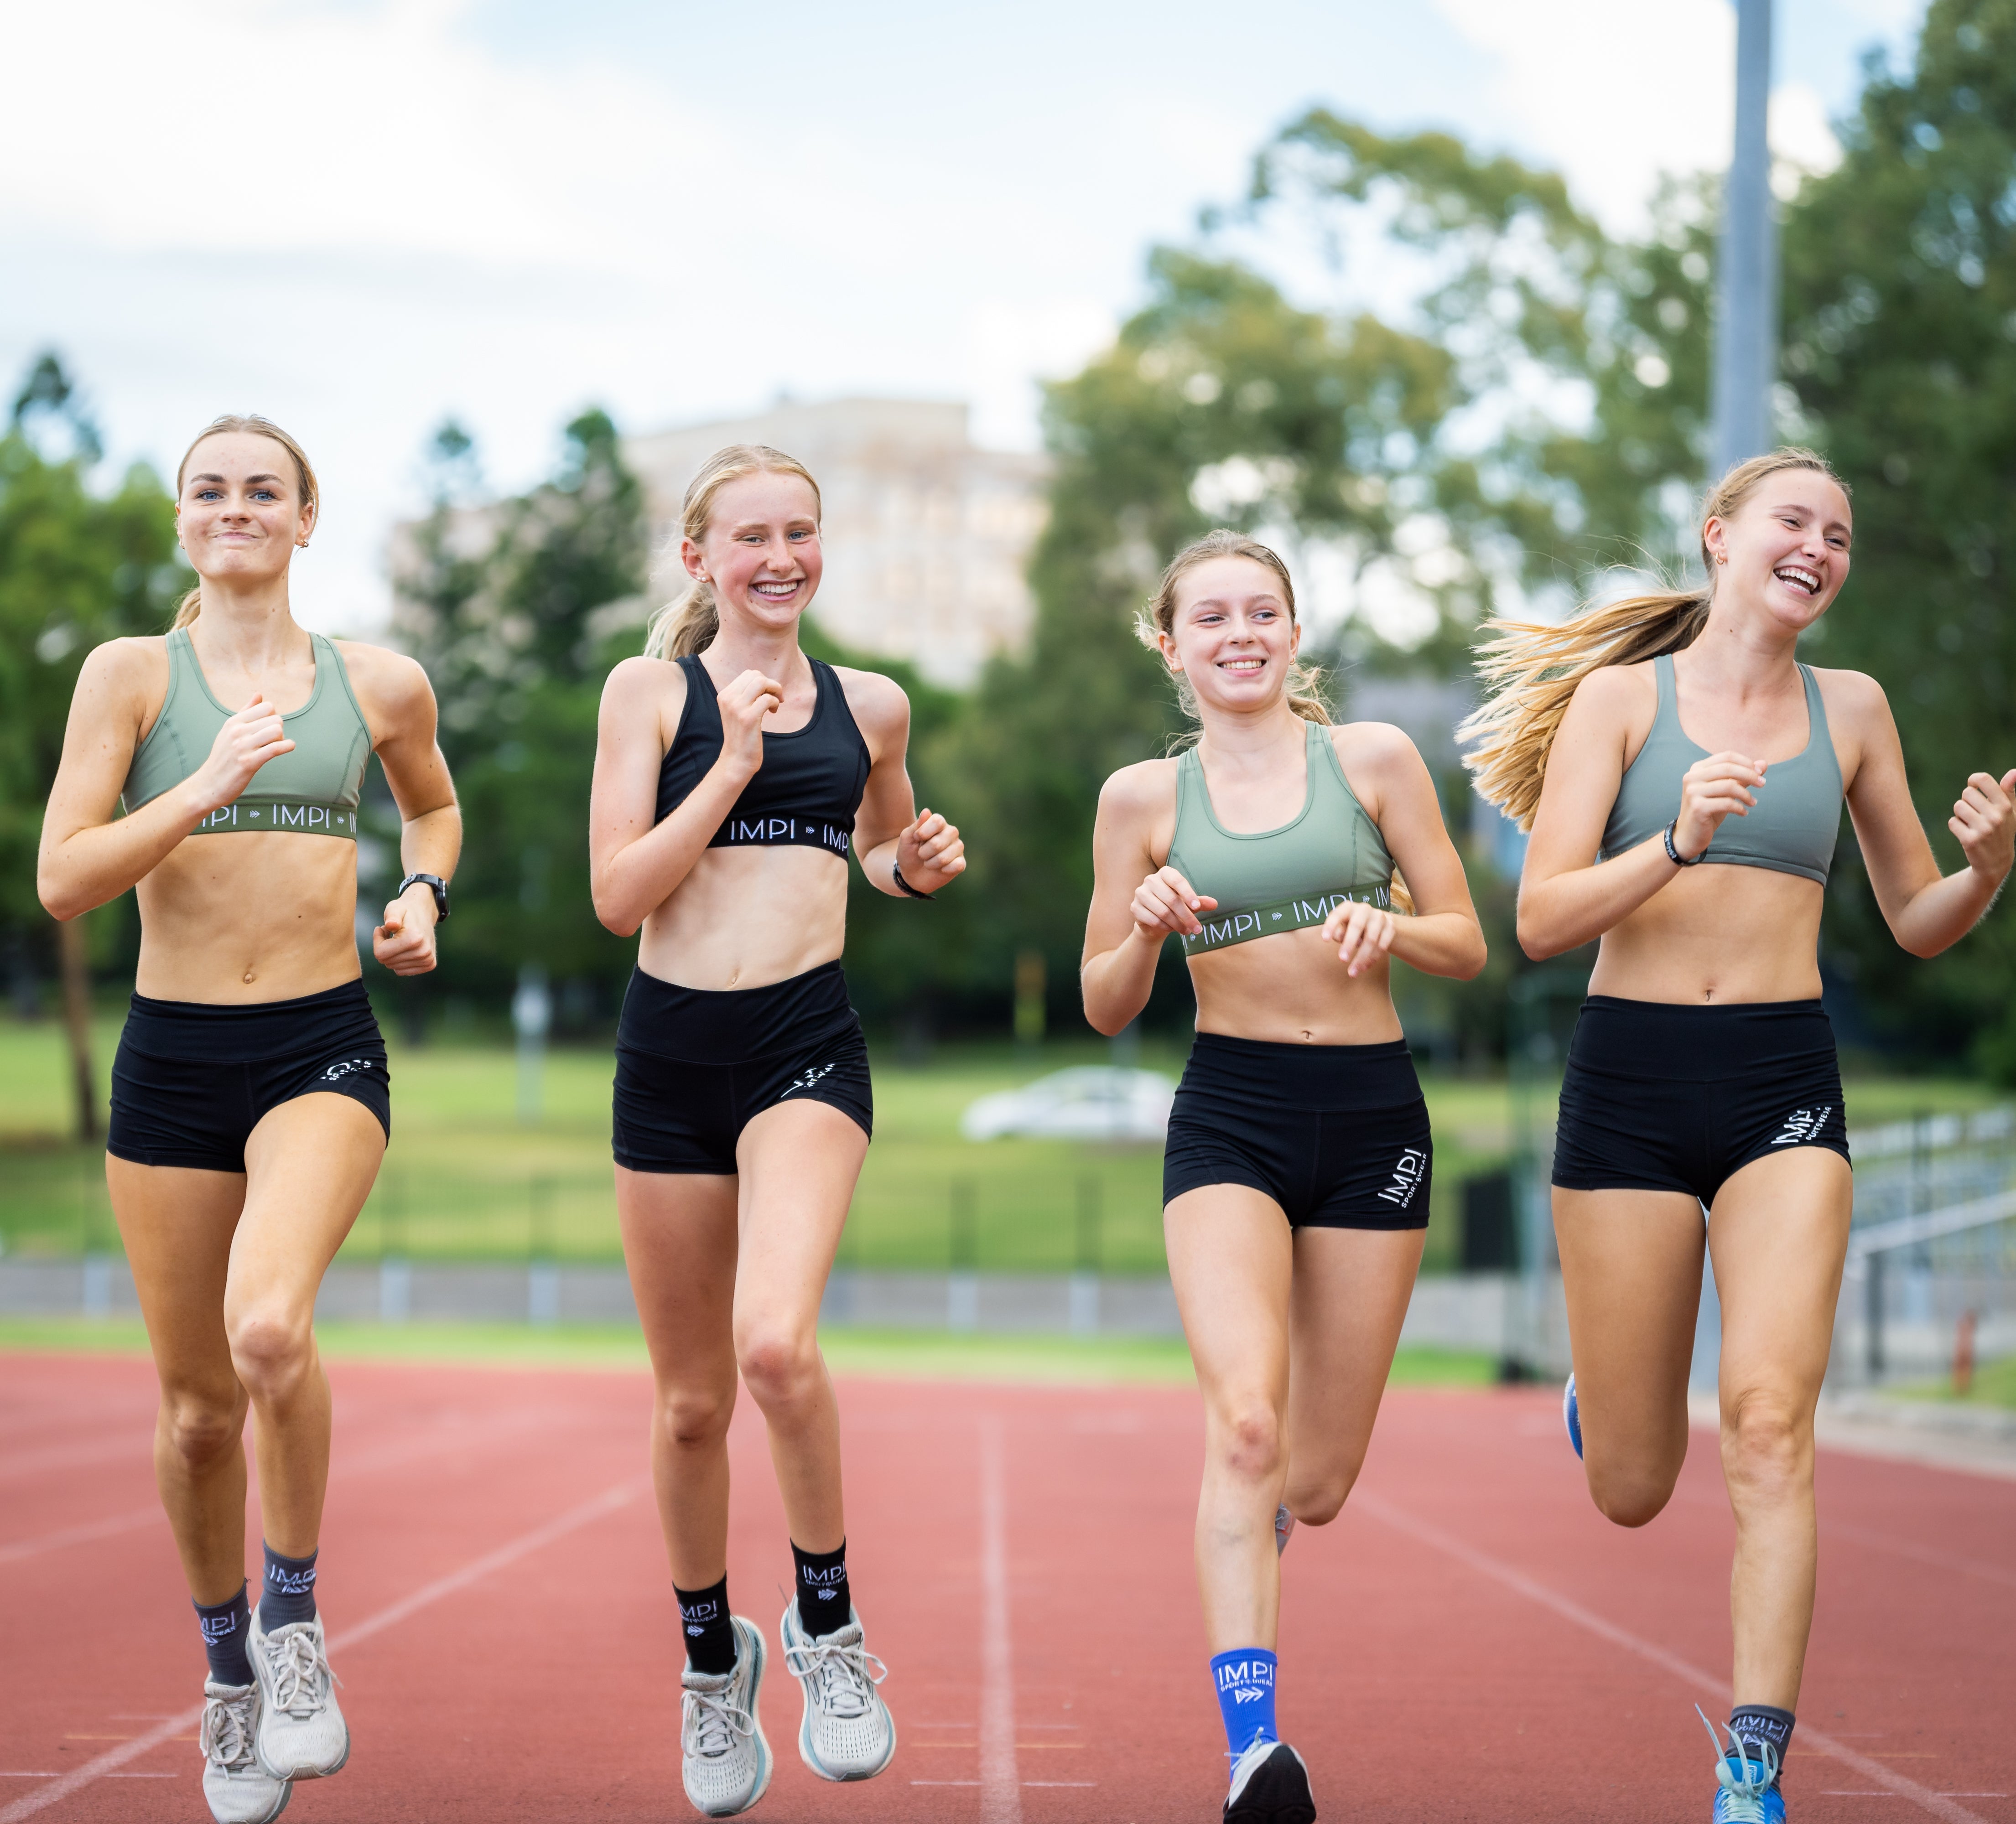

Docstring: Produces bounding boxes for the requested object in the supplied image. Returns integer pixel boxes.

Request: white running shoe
[248,1610,348,1781]
[1225,1736,1316,1823]
[1274,1504,1296,1556]
[199,1681,291,1824]
[779,1601,895,1782]
[681,1615,773,1819]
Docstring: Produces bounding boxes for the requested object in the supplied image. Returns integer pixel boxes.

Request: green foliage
[1777,0,2016,1069]
[0,355,187,967]
[395,409,649,1018]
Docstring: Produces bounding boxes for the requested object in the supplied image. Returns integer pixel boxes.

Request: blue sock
[194,1583,253,1686]
[260,1542,317,1630]
[1210,1648,1278,1767]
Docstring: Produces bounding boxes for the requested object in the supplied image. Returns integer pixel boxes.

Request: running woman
[1465,448,2015,1823]
[1082,531,1486,1823]
[36,415,460,1824]
[590,444,964,1818]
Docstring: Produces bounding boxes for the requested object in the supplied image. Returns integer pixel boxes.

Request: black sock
[1728,1705,1795,1783]
[260,1542,318,1631]
[791,1539,851,1638]
[675,1576,737,1676]
[194,1583,254,1687]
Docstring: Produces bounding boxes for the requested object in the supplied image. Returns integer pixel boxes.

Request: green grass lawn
[3,1011,2008,1277]
[0,1316,1498,1387]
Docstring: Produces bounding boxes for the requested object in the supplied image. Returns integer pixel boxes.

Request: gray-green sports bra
[121,627,370,838]
[1599,652,1843,884]
[1164,720,1394,956]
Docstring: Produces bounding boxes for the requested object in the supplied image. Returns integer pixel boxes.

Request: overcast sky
[0,0,1925,633]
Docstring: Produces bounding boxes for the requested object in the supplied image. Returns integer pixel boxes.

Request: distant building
[628,398,1050,686]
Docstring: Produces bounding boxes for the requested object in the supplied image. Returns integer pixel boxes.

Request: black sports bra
[655,654,871,858]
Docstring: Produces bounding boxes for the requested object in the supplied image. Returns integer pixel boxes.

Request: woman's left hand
[897,807,966,894]
[374,886,440,975]
[1952,769,2016,882]
[1323,898,1396,978]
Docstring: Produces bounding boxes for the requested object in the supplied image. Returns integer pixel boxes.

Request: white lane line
[0,1477,642,1824]
[978,1414,1021,1824]
[0,1506,159,1569]
[1826,1518,2016,1594]
[1355,1493,1994,1824]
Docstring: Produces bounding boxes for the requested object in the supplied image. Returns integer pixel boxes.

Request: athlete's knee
[1285,1461,1361,1528]
[1209,1394,1285,1485]
[734,1322,823,1410]
[655,1380,735,1451]
[1584,1446,1683,1528]
[159,1387,244,1471]
[1720,1392,1811,1500]
[224,1303,316,1399]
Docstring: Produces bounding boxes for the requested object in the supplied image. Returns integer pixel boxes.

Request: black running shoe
[1225,1738,1316,1823]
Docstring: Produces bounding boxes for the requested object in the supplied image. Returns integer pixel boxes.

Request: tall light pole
[1710,0,1777,479]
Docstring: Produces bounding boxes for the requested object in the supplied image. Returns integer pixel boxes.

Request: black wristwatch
[396,872,452,921]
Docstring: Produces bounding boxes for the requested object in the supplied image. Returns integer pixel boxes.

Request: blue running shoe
[1564,1373,1583,1459]
[1698,1707,1785,1824]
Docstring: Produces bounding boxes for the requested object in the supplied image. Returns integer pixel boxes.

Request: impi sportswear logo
[679,1595,720,1637]
[1377,1146,1428,1208]
[1215,1658,1274,1703]
[782,1060,840,1097]
[1771,1106,1833,1146]
[800,1565,846,1601]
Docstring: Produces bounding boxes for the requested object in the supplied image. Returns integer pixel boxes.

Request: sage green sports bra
[121,627,370,838]
[1164,720,1393,956]
[1599,652,1843,884]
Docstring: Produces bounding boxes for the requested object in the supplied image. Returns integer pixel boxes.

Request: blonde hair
[643,444,823,660]
[1135,530,1332,725]
[1462,446,1850,829]
[170,415,320,629]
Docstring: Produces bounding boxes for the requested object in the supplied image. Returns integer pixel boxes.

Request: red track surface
[1,1352,2011,1823]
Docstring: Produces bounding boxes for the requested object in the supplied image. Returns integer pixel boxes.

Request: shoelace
[682,1685,756,1760]
[265,1630,332,1717]
[785,1631,888,1721]
[1696,1707,1780,1822]
[200,1693,259,1774]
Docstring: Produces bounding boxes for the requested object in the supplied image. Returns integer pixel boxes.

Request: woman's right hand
[1130,866,1216,939]
[182,693,294,817]
[716,668,784,778]
[1672,751,1765,860]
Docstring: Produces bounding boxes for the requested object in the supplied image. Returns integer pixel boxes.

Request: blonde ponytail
[1461,446,1849,829]
[169,413,320,630]
[643,443,822,661]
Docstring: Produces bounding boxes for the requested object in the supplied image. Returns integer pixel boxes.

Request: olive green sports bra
[121,627,370,838]
[1164,720,1394,956]
[1599,653,1843,884]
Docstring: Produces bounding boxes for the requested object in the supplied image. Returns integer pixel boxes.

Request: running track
[1,1353,2010,1822]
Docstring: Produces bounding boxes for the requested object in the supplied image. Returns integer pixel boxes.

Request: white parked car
[960,1066,1176,1143]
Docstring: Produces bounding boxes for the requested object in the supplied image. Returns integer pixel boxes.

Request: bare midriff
[636,846,850,991]
[1189,925,1407,1046]
[134,834,364,1003]
[1588,865,1825,1004]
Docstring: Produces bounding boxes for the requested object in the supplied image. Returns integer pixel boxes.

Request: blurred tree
[0,351,188,1133]
[1777,0,2016,1073]
[396,409,649,1022]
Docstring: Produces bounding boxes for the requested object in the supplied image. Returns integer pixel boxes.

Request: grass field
[0,1316,1500,1387]
[3,1010,2008,1278]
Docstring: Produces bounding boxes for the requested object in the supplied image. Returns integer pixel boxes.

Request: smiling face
[683,469,822,631]
[1160,554,1299,713]
[1704,467,1853,634]
[176,432,315,585]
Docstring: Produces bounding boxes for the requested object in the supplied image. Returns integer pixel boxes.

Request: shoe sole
[1225,1744,1316,1824]
[782,1613,896,1783]
[688,1618,773,1820]
[207,1777,291,1824]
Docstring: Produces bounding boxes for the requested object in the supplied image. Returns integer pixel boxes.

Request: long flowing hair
[642,444,823,660]
[1460,447,1848,829]
[170,415,320,629]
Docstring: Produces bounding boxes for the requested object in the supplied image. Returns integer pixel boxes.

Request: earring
[1715,553,1726,565]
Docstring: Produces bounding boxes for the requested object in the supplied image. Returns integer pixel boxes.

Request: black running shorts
[108,979,390,1172]
[1552,995,1850,1205]
[1162,1033,1433,1230]
[612,962,873,1174]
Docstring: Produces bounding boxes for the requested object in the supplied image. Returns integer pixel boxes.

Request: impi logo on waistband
[1181,887,1392,954]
